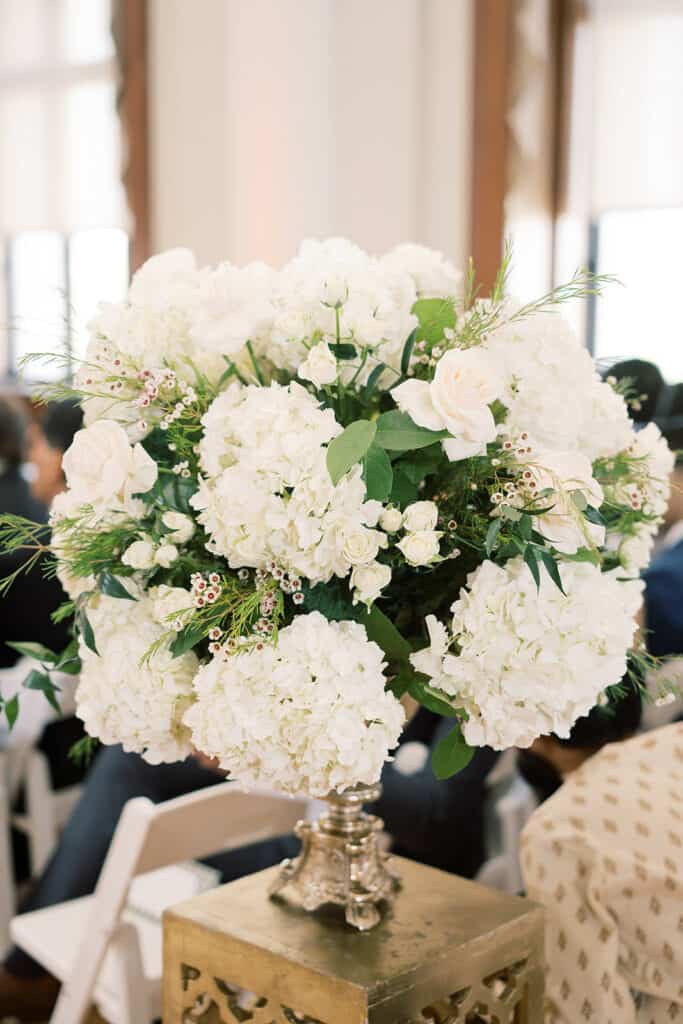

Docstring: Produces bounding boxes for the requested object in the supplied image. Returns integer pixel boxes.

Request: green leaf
[328,342,357,360]
[78,610,98,655]
[409,679,459,718]
[355,605,412,666]
[301,579,356,621]
[485,518,503,556]
[431,723,475,779]
[412,298,456,346]
[6,641,59,664]
[524,546,541,588]
[561,546,601,566]
[571,490,588,511]
[389,468,419,508]
[519,514,532,541]
[375,411,448,451]
[361,362,387,401]
[55,656,81,676]
[4,693,19,729]
[395,444,443,485]
[539,550,566,595]
[400,329,417,375]
[362,444,393,502]
[584,505,605,527]
[170,625,206,657]
[98,572,136,600]
[500,505,522,522]
[23,669,61,712]
[326,420,377,485]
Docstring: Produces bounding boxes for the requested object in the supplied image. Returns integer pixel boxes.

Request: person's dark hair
[556,672,643,750]
[0,397,27,468]
[607,358,683,459]
[41,400,83,454]
[518,673,643,803]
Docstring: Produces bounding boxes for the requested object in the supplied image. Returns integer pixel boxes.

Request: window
[0,0,129,382]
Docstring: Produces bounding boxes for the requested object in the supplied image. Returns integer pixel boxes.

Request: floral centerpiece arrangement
[0,239,673,797]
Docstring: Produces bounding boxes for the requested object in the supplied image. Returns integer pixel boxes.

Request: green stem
[245,341,264,386]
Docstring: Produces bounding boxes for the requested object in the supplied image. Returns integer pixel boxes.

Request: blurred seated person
[0,398,72,668]
[0,709,498,1020]
[519,682,683,1023]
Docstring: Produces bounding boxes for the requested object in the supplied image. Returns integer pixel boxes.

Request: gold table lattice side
[163,857,545,1024]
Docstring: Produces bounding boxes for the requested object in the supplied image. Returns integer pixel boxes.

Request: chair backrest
[52,782,307,1024]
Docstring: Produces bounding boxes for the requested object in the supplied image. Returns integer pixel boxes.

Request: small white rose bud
[379,507,403,533]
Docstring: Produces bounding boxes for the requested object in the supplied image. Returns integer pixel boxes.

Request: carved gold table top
[164,856,545,1023]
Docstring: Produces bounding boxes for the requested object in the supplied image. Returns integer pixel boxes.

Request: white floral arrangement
[0,239,672,794]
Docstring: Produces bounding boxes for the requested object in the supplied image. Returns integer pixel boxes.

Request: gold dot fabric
[522,723,683,1023]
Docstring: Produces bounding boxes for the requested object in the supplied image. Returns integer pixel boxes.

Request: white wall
[148,0,473,268]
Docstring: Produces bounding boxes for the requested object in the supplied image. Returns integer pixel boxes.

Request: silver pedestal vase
[268,782,400,931]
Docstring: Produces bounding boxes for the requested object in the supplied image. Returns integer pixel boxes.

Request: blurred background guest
[520,685,683,1023]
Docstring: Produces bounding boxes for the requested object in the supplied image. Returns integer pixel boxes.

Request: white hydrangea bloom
[76,591,198,764]
[192,383,386,584]
[380,243,463,298]
[261,238,418,384]
[481,311,635,461]
[411,558,643,750]
[184,612,405,795]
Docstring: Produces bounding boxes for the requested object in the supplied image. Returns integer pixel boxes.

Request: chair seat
[11,897,162,1020]
[10,862,219,1022]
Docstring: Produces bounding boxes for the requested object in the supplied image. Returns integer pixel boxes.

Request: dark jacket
[0,468,70,668]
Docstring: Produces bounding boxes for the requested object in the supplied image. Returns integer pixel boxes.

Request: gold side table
[163,857,544,1024]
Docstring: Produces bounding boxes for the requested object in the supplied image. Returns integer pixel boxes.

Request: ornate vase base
[268,783,400,931]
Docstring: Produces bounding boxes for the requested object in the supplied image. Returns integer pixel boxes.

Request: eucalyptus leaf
[584,505,605,527]
[23,669,61,712]
[412,297,456,346]
[362,444,394,502]
[170,625,206,657]
[375,411,448,452]
[4,693,19,730]
[571,490,588,511]
[432,722,474,779]
[326,420,377,485]
[389,468,419,508]
[6,641,59,664]
[539,550,566,595]
[361,362,387,401]
[400,329,417,375]
[98,572,136,600]
[79,611,98,655]
[395,444,443,485]
[485,518,502,556]
[524,546,541,588]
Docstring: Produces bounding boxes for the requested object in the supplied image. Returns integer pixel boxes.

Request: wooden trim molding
[470,0,514,295]
[112,0,151,273]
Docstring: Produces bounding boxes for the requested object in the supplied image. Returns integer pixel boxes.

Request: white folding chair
[10,782,308,1024]
[0,756,14,952]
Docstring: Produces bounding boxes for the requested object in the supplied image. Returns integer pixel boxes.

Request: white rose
[62,419,157,517]
[397,530,442,566]
[121,535,156,570]
[161,510,195,544]
[524,450,605,555]
[342,527,384,566]
[155,543,179,568]
[351,561,392,606]
[402,501,439,532]
[379,507,403,533]
[298,342,338,388]
[151,585,192,627]
[392,348,503,461]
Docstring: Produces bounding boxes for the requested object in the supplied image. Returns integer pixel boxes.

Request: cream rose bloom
[402,501,439,532]
[379,507,403,533]
[342,527,386,566]
[351,561,392,606]
[62,420,157,519]
[392,348,503,461]
[154,543,179,568]
[298,342,338,388]
[397,530,442,566]
[521,450,604,555]
[161,511,195,544]
[122,536,156,570]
